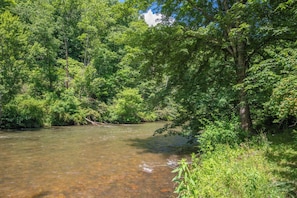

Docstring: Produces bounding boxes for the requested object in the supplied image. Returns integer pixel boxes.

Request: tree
[77,0,146,103]
[14,0,60,93]
[130,0,297,133]
[0,10,28,124]
[246,47,297,127]
[78,0,115,67]
[53,0,83,89]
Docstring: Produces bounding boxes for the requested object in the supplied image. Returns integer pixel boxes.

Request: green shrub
[198,118,248,153]
[1,95,45,128]
[138,111,158,122]
[109,88,143,123]
[80,98,108,122]
[155,106,178,121]
[266,74,297,123]
[48,91,79,125]
[47,90,100,126]
[173,144,284,198]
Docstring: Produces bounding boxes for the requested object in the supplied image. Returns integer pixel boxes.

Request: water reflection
[0,123,191,197]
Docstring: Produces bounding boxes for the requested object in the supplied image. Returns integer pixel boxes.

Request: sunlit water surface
[0,122,191,197]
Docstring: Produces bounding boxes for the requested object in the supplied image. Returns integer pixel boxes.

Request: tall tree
[77,0,144,102]
[14,0,60,93]
[53,0,83,89]
[78,0,115,67]
[131,0,297,133]
[0,10,28,123]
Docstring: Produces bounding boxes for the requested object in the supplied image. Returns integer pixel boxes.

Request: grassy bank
[266,131,297,197]
[173,130,297,198]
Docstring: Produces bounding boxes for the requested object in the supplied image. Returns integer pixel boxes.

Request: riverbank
[173,130,297,197]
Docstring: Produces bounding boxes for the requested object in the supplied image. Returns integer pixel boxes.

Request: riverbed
[0,122,191,197]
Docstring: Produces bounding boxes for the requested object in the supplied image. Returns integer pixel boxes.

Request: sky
[118,0,162,27]
[143,10,162,26]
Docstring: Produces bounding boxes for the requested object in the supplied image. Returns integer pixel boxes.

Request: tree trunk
[47,51,53,92]
[236,42,253,132]
[239,88,253,132]
[83,35,89,67]
[64,38,69,89]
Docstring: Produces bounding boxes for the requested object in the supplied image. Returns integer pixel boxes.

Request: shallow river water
[0,122,191,197]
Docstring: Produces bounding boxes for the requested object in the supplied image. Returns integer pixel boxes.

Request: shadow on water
[0,126,66,133]
[127,134,197,155]
[0,128,41,133]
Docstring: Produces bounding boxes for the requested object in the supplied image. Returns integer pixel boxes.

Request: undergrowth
[173,120,297,198]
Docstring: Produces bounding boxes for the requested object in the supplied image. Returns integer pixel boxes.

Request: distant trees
[15,1,60,93]
[0,0,170,128]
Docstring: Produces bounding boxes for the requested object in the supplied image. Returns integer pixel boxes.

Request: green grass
[266,131,297,197]
[173,131,297,198]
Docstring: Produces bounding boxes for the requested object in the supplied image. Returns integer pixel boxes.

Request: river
[0,122,192,197]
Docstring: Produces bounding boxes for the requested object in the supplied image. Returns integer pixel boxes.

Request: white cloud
[143,9,175,27]
[143,10,162,27]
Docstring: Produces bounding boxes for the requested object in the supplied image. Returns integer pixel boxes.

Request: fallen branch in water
[85,118,102,126]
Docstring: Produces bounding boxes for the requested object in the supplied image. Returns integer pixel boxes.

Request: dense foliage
[0,0,296,131]
[128,0,297,136]
[1,0,296,196]
[173,127,297,197]
[0,0,175,128]
[173,144,284,198]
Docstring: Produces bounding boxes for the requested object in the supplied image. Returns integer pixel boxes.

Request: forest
[0,0,167,128]
[1,0,297,197]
